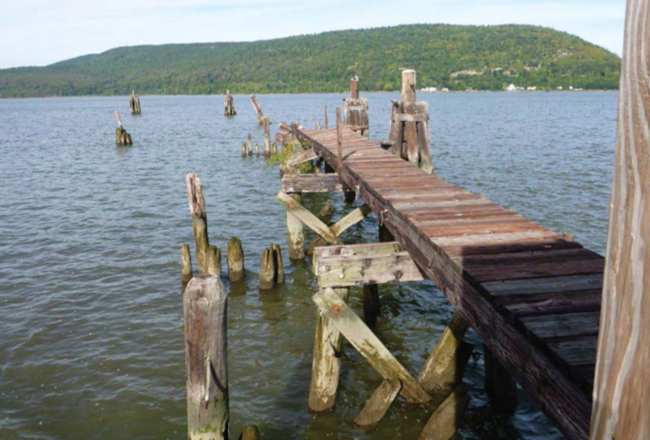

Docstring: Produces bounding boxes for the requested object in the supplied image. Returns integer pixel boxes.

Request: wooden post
[259,248,274,290]
[285,193,305,260]
[129,90,141,115]
[255,143,260,157]
[350,76,359,99]
[271,142,278,155]
[247,134,253,156]
[336,108,343,183]
[183,274,228,440]
[224,90,236,116]
[227,237,244,282]
[401,70,416,103]
[114,110,132,146]
[263,117,271,156]
[418,383,470,440]
[181,244,193,291]
[239,425,260,440]
[324,105,328,129]
[206,245,222,278]
[484,345,517,413]
[250,94,266,124]
[186,172,210,274]
[402,70,419,166]
[590,2,650,438]
[309,287,350,412]
[241,144,246,157]
[271,244,284,284]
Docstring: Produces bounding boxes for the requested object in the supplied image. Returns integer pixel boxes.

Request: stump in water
[263,117,271,156]
[259,248,275,290]
[250,94,268,124]
[224,90,236,116]
[241,144,246,157]
[181,244,193,292]
[114,111,132,146]
[129,90,141,115]
[254,143,260,157]
[271,142,278,155]
[271,244,284,284]
[247,134,253,156]
[227,237,245,282]
[239,425,260,440]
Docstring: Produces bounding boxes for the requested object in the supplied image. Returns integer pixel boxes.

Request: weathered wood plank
[275,191,342,245]
[483,273,604,297]
[547,336,598,367]
[521,312,601,340]
[313,288,431,404]
[496,290,602,317]
[353,379,402,427]
[281,174,343,193]
[285,148,318,167]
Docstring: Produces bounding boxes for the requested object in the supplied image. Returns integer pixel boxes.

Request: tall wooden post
[590,1,650,438]
[114,110,132,146]
[186,172,210,274]
[324,105,328,129]
[227,237,244,282]
[250,94,267,124]
[388,70,433,173]
[263,117,271,157]
[336,108,343,183]
[343,76,369,137]
[224,90,236,116]
[184,274,229,440]
[129,90,141,115]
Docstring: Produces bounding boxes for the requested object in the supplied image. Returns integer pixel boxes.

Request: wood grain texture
[590,1,650,438]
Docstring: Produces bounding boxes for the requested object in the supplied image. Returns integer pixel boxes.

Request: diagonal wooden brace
[307,204,372,253]
[275,191,342,245]
[313,288,431,404]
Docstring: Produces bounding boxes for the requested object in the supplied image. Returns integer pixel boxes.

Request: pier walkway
[294,126,603,440]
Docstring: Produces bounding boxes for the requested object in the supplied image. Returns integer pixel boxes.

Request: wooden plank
[520,312,601,340]
[316,251,424,287]
[547,336,598,367]
[313,241,404,260]
[418,383,470,440]
[484,273,604,297]
[496,290,602,317]
[330,204,372,236]
[281,174,342,193]
[312,288,431,404]
[275,191,342,245]
[468,258,605,283]
[353,379,402,427]
[285,148,318,167]
[443,237,583,258]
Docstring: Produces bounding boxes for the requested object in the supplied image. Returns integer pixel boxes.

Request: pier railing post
[343,76,369,137]
[184,274,229,440]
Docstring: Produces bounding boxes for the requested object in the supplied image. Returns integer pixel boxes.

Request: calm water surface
[0,92,617,439]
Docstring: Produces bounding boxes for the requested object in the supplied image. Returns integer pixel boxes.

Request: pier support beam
[484,346,517,413]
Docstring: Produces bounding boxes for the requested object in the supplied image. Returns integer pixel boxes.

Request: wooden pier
[290,126,604,440]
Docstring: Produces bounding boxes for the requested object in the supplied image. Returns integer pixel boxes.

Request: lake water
[0,91,617,440]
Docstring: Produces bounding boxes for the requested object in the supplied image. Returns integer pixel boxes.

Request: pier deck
[295,126,602,440]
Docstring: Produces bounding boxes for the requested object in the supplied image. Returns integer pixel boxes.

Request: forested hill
[0,24,620,97]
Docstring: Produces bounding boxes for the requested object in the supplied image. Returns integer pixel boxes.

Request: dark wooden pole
[184,274,228,440]
[350,76,359,99]
[186,172,210,274]
[590,1,650,438]
[336,107,343,183]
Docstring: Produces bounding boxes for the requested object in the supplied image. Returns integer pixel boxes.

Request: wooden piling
[181,244,193,291]
[286,193,305,260]
[324,105,328,129]
[387,70,433,173]
[114,111,132,146]
[589,2,650,438]
[186,172,210,274]
[183,274,229,440]
[129,90,141,115]
[206,245,222,278]
[250,94,267,124]
[343,76,369,137]
[241,144,246,157]
[255,143,260,157]
[227,237,245,282]
[239,425,260,440]
[224,90,236,116]
[336,108,343,183]
[271,243,284,284]
[418,383,470,440]
[247,134,253,156]
[484,346,517,413]
[308,287,350,412]
[259,248,275,290]
[271,142,278,155]
[263,117,271,156]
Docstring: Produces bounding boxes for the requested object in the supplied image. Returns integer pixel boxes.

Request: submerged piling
[129,90,141,115]
[259,248,275,290]
[227,237,245,282]
[224,90,236,116]
[186,173,210,274]
[114,111,132,146]
[181,244,193,291]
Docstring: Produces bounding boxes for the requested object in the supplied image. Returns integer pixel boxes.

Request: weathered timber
[336,108,343,182]
[224,90,236,116]
[324,105,328,129]
[206,245,222,278]
[313,241,404,260]
[309,287,349,412]
[263,117,271,156]
[183,275,228,440]
[271,142,278,155]
[418,312,472,396]
[250,94,267,124]
[343,76,369,136]
[186,172,210,274]
[484,346,517,413]
[129,90,141,115]
[354,379,402,427]
[317,201,332,221]
[255,143,260,157]
[313,288,431,404]
[181,244,193,291]
[307,204,372,254]
[590,2,650,437]
[418,383,470,440]
[114,110,132,146]
[363,284,381,326]
[275,191,341,245]
[315,250,423,287]
[285,193,305,260]
[227,237,244,282]
[281,174,342,194]
[285,148,318,168]
[241,144,246,157]
[295,127,594,440]
[271,243,284,284]
[259,248,274,290]
[239,425,260,440]
[247,134,253,156]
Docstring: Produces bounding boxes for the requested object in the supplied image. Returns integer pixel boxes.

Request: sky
[0,0,627,69]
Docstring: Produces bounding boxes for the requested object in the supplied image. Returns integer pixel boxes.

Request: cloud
[0,0,626,69]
